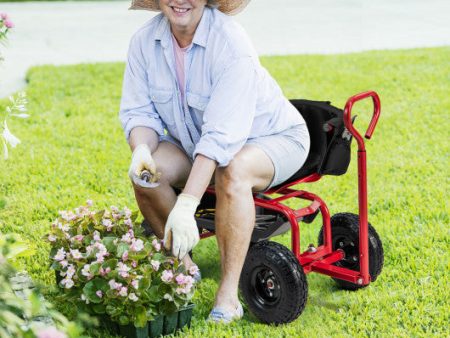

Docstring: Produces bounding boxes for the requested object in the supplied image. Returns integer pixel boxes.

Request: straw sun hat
[129,0,250,16]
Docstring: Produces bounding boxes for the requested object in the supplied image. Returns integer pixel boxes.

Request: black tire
[240,241,308,324]
[318,212,384,290]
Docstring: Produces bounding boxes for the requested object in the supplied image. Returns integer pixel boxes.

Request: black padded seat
[269,99,343,190]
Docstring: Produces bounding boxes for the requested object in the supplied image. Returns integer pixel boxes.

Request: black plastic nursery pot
[102,304,195,338]
[54,273,195,337]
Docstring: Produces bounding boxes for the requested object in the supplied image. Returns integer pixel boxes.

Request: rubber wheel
[240,241,308,324]
[318,212,384,290]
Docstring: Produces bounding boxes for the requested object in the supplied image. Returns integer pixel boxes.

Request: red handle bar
[343,91,381,150]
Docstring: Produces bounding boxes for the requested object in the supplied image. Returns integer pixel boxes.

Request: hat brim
[129,0,250,16]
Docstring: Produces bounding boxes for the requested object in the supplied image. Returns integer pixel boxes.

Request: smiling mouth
[171,6,191,14]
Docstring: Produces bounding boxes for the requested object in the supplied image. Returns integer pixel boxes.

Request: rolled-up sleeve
[119,35,164,141]
[193,57,257,167]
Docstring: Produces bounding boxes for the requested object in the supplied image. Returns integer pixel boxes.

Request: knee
[215,158,251,198]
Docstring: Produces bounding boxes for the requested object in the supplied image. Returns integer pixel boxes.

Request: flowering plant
[46,201,197,328]
[1,233,85,338]
[0,13,29,160]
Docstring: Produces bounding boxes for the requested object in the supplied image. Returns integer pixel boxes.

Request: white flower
[119,286,128,297]
[150,260,160,271]
[48,235,56,242]
[81,264,92,278]
[130,238,144,252]
[96,290,103,298]
[66,265,76,279]
[124,218,132,227]
[61,277,74,289]
[54,248,66,261]
[163,293,173,301]
[86,199,93,207]
[2,121,21,148]
[69,249,82,260]
[129,293,138,302]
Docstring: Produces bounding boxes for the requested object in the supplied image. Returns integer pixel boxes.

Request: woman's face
[159,0,207,33]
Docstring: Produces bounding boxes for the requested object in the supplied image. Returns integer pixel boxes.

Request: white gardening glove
[164,193,200,259]
[128,144,156,183]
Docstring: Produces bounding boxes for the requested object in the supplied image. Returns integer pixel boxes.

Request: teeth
[173,7,189,13]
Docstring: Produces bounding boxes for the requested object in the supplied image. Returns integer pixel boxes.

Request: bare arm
[183,154,217,200]
[128,127,159,152]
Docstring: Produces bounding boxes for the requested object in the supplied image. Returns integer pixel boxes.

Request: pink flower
[48,234,56,242]
[36,326,67,338]
[59,260,68,268]
[188,265,199,276]
[3,20,13,29]
[131,260,138,268]
[102,218,113,231]
[161,270,173,283]
[110,205,119,213]
[119,286,128,297]
[109,279,122,290]
[175,273,186,285]
[117,262,130,278]
[151,260,160,271]
[1,13,8,20]
[124,218,132,227]
[96,290,103,298]
[131,279,139,290]
[152,239,161,252]
[122,250,129,261]
[93,231,101,241]
[129,293,138,302]
[124,207,132,218]
[121,233,132,243]
[130,238,144,252]
[99,267,111,276]
[72,234,84,242]
[54,248,66,261]
[86,199,93,207]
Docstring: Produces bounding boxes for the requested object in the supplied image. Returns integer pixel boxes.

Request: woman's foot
[207,303,243,324]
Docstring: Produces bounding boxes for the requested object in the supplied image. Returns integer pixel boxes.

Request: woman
[119,0,310,323]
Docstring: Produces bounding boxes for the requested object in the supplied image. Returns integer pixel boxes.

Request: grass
[1,47,449,337]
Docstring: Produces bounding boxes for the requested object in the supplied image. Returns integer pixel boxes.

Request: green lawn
[1,47,449,337]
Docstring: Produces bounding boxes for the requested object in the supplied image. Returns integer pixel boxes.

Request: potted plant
[46,201,198,338]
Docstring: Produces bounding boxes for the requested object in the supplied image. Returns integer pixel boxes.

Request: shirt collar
[154,6,211,49]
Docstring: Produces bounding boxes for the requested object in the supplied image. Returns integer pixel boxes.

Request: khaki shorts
[160,123,310,190]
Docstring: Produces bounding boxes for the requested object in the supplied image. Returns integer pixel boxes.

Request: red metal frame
[199,91,381,286]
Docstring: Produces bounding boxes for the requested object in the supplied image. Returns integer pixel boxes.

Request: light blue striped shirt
[119,7,306,167]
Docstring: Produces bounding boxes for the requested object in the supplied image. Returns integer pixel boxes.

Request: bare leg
[132,142,196,267]
[213,145,275,311]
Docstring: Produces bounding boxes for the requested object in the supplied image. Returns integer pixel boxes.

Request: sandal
[207,303,244,324]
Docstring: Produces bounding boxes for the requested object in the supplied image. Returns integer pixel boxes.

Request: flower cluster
[0,13,29,160]
[46,201,197,328]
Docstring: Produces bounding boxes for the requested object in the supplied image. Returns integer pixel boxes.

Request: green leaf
[116,242,129,258]
[134,305,147,328]
[92,303,106,314]
[82,278,108,303]
[102,236,116,253]
[90,262,101,275]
